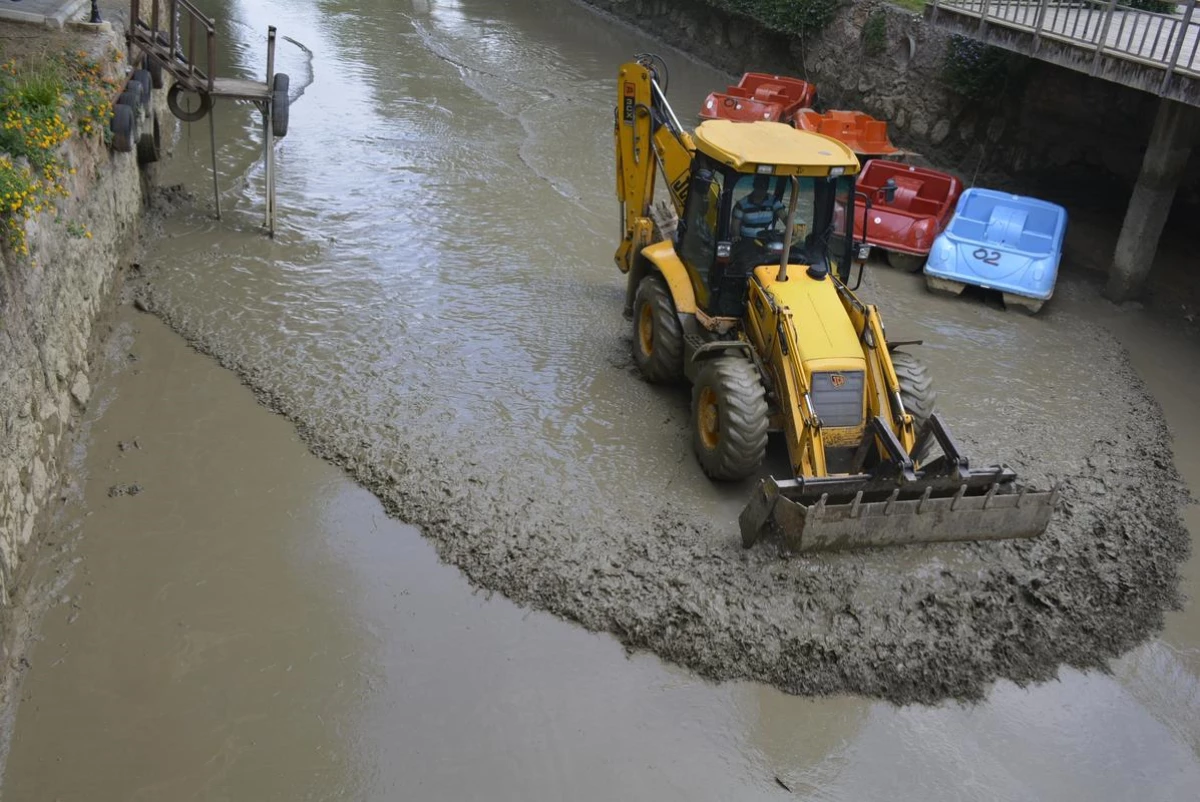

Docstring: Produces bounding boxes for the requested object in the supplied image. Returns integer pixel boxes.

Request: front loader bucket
[740,474,1057,553]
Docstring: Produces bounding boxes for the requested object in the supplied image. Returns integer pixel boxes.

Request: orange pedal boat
[791,109,899,159]
[699,72,817,123]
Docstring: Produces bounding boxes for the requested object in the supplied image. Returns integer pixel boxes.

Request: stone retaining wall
[0,26,159,624]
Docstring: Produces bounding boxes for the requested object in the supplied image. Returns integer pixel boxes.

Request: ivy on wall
[941,34,1028,101]
[1122,0,1175,13]
[862,9,888,57]
[705,0,846,37]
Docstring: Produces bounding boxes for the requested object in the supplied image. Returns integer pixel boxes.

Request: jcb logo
[830,374,846,388]
[671,174,689,206]
[622,82,635,124]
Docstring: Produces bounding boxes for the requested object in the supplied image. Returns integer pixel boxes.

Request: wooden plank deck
[210,78,271,101]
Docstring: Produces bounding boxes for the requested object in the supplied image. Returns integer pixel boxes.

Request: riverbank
[0,8,158,703]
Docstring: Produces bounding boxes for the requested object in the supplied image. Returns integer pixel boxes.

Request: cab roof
[693,119,860,177]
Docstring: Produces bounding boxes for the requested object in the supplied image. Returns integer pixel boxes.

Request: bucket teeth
[741,471,1058,553]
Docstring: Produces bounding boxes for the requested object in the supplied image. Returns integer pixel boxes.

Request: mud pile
[130,253,1190,705]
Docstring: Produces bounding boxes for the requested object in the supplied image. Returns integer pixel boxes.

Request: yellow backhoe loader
[613,55,1056,552]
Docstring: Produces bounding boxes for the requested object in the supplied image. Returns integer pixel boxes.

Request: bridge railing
[931,0,1199,88]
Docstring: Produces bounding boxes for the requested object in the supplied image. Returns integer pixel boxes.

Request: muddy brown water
[2,0,1199,797]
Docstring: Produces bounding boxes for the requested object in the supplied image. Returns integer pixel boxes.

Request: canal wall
[0,25,160,662]
[582,0,1199,220]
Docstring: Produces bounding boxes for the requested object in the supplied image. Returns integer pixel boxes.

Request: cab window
[678,168,724,305]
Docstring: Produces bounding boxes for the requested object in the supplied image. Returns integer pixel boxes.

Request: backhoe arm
[613,59,695,274]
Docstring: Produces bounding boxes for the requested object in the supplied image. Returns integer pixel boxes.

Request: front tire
[891,350,937,462]
[631,274,683,383]
[691,356,768,481]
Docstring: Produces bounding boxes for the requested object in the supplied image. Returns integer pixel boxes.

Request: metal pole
[1033,0,1052,52]
[263,105,273,233]
[977,0,992,36]
[89,0,101,23]
[1091,0,1119,75]
[209,102,221,220]
[266,26,276,86]
[1159,0,1196,95]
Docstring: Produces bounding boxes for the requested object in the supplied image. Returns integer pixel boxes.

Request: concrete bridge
[928,0,1200,301]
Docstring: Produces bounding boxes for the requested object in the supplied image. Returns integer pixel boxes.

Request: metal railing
[130,0,217,93]
[931,0,1199,90]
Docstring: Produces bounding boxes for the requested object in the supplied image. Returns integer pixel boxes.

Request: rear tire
[692,356,768,481]
[631,274,683,383]
[891,350,937,462]
[887,251,927,273]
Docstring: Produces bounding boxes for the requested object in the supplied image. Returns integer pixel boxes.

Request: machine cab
[674,121,860,320]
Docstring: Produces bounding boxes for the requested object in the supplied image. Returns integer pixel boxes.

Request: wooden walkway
[929,0,1200,103]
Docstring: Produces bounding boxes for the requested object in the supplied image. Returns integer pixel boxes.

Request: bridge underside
[928,4,1200,302]
[930,9,1199,105]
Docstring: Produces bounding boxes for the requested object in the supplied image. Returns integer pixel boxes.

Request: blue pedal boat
[923,188,1067,314]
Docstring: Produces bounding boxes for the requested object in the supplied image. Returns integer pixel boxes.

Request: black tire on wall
[110,103,137,153]
[143,54,164,89]
[137,111,162,166]
[117,90,142,110]
[130,69,153,103]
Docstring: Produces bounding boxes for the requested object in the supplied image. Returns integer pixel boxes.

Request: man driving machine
[731,175,785,240]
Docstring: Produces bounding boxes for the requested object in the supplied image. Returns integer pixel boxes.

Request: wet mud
[19,309,1198,800]
[128,0,1192,704]
[131,260,1191,706]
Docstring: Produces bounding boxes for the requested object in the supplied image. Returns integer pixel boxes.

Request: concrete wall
[582,0,1199,217]
[0,28,157,617]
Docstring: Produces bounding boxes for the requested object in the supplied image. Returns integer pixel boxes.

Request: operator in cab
[731,175,784,240]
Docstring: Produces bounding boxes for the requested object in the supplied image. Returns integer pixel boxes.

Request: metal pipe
[649,78,684,137]
[209,100,221,220]
[266,25,276,87]
[778,175,801,282]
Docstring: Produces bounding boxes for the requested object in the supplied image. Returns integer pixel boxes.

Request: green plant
[862,9,888,57]
[0,50,113,258]
[706,0,845,38]
[1123,0,1175,13]
[941,34,1022,100]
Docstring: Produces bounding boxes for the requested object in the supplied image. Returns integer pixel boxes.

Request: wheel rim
[638,303,655,356]
[697,386,720,450]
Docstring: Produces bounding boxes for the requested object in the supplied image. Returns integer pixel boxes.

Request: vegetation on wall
[941,34,1027,101]
[862,9,888,57]
[706,0,846,37]
[1122,0,1175,13]
[0,50,116,258]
